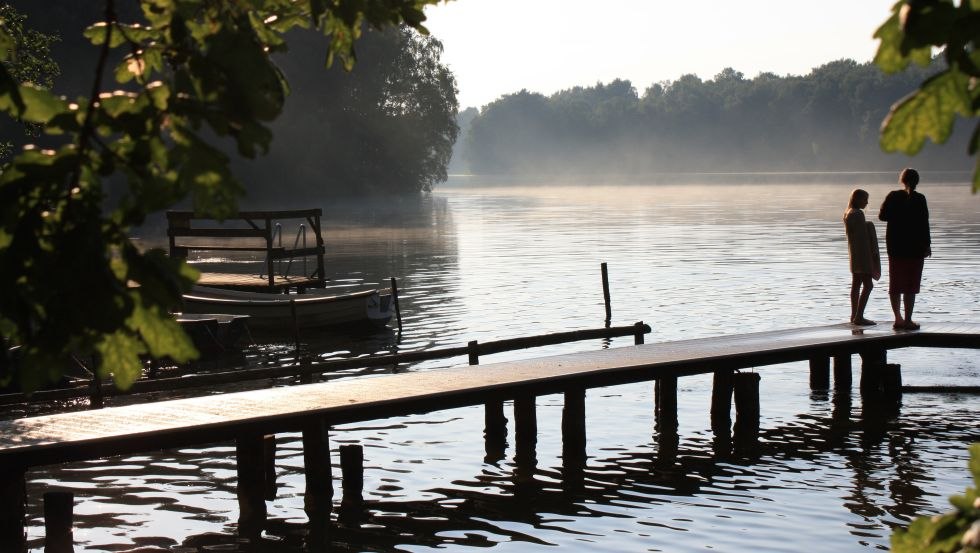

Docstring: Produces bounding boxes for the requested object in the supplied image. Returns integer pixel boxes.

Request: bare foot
[854,317,876,326]
[904,320,921,330]
[892,321,906,330]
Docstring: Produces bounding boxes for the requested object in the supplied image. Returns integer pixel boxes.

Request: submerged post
[339,444,364,506]
[834,354,853,393]
[711,370,734,433]
[302,418,333,518]
[236,432,268,535]
[562,389,587,465]
[860,349,887,397]
[44,491,74,553]
[514,393,537,466]
[601,262,612,322]
[655,377,678,432]
[263,435,277,500]
[0,463,25,552]
[733,372,761,430]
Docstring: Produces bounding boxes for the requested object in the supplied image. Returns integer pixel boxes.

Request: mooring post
[601,262,611,322]
[389,277,403,333]
[514,393,537,466]
[860,349,887,397]
[301,418,333,519]
[236,432,268,535]
[43,491,73,553]
[263,435,277,501]
[0,464,25,553]
[289,298,301,356]
[633,321,645,345]
[711,370,734,433]
[833,354,853,393]
[484,399,508,463]
[339,444,364,507]
[809,356,831,390]
[883,364,903,399]
[89,375,104,409]
[655,376,679,432]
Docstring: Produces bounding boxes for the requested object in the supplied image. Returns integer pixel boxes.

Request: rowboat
[180,285,394,333]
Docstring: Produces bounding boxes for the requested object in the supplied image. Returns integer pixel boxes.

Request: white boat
[180,285,394,333]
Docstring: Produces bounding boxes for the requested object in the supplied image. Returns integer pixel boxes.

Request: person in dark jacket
[879,168,931,330]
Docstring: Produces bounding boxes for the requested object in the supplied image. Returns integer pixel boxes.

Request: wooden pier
[1,322,978,550]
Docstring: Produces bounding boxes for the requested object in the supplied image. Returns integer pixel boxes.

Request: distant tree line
[2,1,458,200]
[455,60,969,175]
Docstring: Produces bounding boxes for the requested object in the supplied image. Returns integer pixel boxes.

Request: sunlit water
[16,176,980,552]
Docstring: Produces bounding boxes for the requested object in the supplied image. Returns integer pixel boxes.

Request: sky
[424,0,899,110]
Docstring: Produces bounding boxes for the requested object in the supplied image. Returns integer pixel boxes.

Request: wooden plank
[1,323,978,468]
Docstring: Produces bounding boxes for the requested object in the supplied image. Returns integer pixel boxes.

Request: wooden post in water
[301,418,333,519]
[43,491,73,553]
[834,354,853,393]
[514,393,537,466]
[263,435,277,500]
[860,349,887,397]
[601,262,612,322]
[389,277,403,333]
[475,341,507,461]
[711,370,734,433]
[562,389,587,464]
[883,364,903,399]
[655,377,678,432]
[633,321,645,345]
[236,432,268,535]
[289,299,301,356]
[339,444,364,506]
[0,463,25,552]
[809,356,830,390]
[733,372,761,429]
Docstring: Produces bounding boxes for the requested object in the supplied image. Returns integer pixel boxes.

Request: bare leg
[856,275,874,323]
[890,292,904,328]
[850,274,861,322]
[904,293,918,328]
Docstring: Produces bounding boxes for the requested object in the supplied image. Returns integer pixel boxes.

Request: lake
[19,174,980,552]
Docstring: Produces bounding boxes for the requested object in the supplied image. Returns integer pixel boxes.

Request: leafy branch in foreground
[892,443,980,553]
[0,0,440,392]
[874,0,980,191]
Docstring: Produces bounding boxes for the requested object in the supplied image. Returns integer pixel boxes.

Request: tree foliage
[457,61,960,176]
[0,0,439,392]
[891,443,980,553]
[874,0,980,192]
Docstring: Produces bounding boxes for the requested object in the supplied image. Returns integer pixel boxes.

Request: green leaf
[16,84,67,123]
[881,69,972,155]
[128,297,197,362]
[95,330,146,390]
[874,2,933,74]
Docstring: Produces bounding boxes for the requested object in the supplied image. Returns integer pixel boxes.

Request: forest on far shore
[451,60,970,177]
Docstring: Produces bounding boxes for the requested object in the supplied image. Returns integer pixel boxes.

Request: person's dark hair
[900,168,920,190]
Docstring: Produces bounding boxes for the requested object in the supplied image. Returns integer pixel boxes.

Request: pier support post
[562,389,587,465]
[236,433,268,535]
[484,400,508,463]
[711,370,734,433]
[514,394,537,467]
[883,364,903,399]
[655,377,678,433]
[263,435,277,500]
[301,418,333,521]
[0,465,25,553]
[860,350,887,397]
[834,354,852,393]
[732,373,762,429]
[633,321,645,345]
[809,356,830,390]
[44,491,73,553]
[339,444,364,507]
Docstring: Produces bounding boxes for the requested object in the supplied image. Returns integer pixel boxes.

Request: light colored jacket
[844,208,880,278]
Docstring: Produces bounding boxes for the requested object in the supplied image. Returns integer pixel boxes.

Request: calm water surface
[18,176,980,552]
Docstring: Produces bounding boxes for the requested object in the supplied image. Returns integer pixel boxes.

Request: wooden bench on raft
[1,322,978,550]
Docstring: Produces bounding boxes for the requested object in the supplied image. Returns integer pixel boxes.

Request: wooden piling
[236,433,268,534]
[601,262,611,321]
[833,354,852,392]
[711,370,734,433]
[809,356,830,390]
[655,377,678,432]
[289,299,301,356]
[514,394,537,465]
[633,321,645,345]
[860,350,887,396]
[390,277,403,333]
[339,444,364,506]
[43,491,73,553]
[562,389,587,464]
[0,464,25,553]
[263,435,277,500]
[883,363,902,398]
[301,418,333,517]
[733,372,761,427]
[484,400,507,463]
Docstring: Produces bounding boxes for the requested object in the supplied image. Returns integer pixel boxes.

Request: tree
[874,0,980,191]
[0,0,439,392]
[0,4,59,159]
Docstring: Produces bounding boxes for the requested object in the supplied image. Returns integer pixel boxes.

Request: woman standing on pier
[879,168,931,330]
[844,188,880,326]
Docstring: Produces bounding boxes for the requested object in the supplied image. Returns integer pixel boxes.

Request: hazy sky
[424,0,898,109]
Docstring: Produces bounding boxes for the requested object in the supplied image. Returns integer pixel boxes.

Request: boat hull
[180,286,393,334]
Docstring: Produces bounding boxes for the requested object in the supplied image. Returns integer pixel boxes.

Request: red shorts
[888,257,924,294]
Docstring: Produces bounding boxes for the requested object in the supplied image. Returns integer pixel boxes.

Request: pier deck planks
[1,322,978,468]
